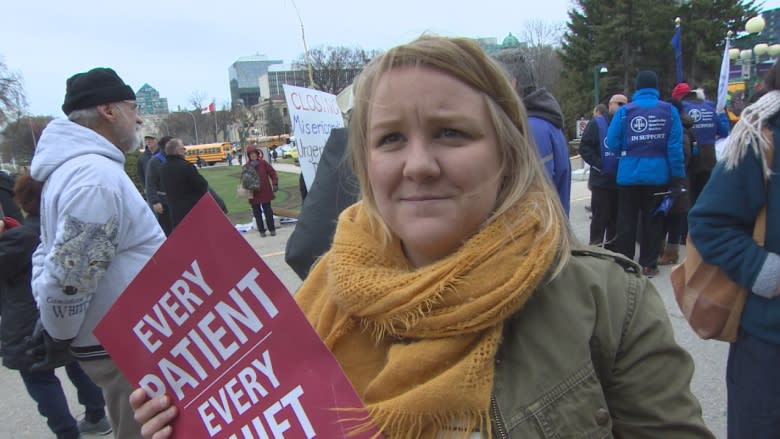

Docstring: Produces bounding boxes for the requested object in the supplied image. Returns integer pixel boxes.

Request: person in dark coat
[0,172,110,439]
[136,135,158,196]
[145,135,173,236]
[245,145,278,237]
[160,138,210,229]
[579,94,628,249]
[285,128,358,279]
[0,170,23,223]
[657,97,695,265]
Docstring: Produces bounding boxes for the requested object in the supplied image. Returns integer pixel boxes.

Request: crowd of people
[580,71,729,277]
[0,33,779,439]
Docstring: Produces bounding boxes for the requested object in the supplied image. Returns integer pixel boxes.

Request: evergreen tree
[558,0,758,138]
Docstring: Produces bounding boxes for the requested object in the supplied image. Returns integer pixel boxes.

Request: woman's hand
[130,388,178,439]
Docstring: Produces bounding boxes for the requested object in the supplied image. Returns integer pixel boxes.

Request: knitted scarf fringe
[337,407,492,439]
[723,89,780,178]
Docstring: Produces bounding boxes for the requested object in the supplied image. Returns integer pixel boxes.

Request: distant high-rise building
[259,64,309,98]
[229,55,283,107]
[136,84,169,115]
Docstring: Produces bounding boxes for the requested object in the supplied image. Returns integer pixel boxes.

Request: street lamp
[593,64,608,108]
[730,15,774,100]
[186,111,199,144]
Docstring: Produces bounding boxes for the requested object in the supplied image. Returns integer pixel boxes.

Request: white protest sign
[283,85,345,190]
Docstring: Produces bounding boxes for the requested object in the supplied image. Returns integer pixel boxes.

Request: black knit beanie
[635,70,658,91]
[61,67,136,115]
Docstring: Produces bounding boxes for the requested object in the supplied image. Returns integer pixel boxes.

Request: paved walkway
[0,178,728,438]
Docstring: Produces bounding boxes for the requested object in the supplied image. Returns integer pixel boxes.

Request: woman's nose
[402,138,440,181]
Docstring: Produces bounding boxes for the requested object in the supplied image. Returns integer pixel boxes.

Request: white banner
[716,39,731,113]
[282,85,345,190]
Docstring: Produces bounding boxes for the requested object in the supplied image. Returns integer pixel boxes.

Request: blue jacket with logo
[681,99,729,146]
[606,88,685,186]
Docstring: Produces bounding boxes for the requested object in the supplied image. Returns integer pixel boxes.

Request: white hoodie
[31,119,165,359]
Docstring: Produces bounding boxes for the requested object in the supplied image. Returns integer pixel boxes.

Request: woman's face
[367,66,503,267]
[249,151,258,160]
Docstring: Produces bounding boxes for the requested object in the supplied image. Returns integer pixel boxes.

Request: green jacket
[491,249,713,438]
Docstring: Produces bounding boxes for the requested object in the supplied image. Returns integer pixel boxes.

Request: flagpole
[672,17,683,84]
[213,101,218,142]
[290,0,315,88]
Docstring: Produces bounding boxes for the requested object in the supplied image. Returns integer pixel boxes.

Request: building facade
[136,84,169,115]
[476,33,524,54]
[229,55,283,107]
[259,64,309,98]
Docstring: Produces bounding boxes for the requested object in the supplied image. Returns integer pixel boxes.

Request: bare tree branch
[0,58,27,127]
[294,46,380,95]
[519,19,566,48]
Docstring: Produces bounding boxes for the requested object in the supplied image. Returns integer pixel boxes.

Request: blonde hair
[723,89,780,178]
[347,35,571,275]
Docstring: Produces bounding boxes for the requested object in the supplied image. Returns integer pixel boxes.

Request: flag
[671,26,683,84]
[716,38,731,113]
[201,101,215,114]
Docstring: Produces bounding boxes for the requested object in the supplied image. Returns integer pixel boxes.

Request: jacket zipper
[490,395,509,439]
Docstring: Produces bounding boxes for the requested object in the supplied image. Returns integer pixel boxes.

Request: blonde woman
[131,36,712,438]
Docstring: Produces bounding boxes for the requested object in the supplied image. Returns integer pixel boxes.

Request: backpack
[240,165,261,190]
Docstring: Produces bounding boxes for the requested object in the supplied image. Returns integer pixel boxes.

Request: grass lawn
[198,165,302,224]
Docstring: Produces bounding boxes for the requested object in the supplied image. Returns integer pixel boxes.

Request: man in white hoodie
[30,67,165,438]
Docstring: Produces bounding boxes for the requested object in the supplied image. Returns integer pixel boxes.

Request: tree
[557,0,757,138]
[189,91,207,112]
[519,19,566,47]
[295,46,381,94]
[0,115,52,163]
[505,21,565,96]
[264,100,286,136]
[0,58,26,127]
[160,103,232,145]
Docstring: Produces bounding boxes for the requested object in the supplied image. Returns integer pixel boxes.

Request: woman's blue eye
[439,128,462,138]
[380,133,403,144]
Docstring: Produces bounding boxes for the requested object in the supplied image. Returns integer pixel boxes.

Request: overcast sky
[5,0,780,117]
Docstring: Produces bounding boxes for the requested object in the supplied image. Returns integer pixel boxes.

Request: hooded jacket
[523,89,571,214]
[0,215,41,370]
[30,119,164,359]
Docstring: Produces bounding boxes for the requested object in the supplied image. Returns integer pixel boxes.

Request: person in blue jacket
[606,70,685,277]
[688,61,780,438]
[672,82,729,206]
[494,49,571,215]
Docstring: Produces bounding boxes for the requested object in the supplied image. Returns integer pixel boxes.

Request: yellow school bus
[256,134,291,149]
[184,142,232,166]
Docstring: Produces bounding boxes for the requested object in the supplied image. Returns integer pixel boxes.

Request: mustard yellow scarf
[295,199,560,438]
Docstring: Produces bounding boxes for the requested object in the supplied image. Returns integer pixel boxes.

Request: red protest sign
[94,195,378,438]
